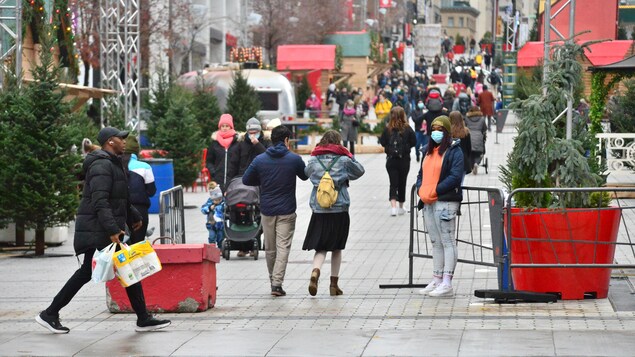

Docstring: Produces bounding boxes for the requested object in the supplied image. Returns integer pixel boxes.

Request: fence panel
[159,185,185,244]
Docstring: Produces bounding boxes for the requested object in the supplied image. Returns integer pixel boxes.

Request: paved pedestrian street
[2,113,635,356]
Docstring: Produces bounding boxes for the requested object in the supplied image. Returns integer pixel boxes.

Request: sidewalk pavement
[2,113,635,356]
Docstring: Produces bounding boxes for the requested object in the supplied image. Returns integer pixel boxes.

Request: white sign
[404,47,415,75]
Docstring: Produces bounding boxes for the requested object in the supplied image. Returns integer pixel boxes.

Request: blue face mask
[431,130,444,144]
[417,102,424,109]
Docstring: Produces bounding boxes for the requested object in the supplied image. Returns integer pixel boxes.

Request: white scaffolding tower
[0,0,22,84]
[99,0,140,132]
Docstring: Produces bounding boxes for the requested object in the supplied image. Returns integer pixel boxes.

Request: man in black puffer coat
[36,127,170,334]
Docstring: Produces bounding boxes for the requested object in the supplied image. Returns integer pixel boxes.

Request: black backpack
[458,96,471,116]
[387,129,405,159]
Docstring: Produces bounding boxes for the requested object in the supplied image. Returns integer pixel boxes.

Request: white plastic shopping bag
[91,243,116,283]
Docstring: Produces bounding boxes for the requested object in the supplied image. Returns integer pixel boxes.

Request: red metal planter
[509,207,621,299]
[107,243,220,312]
[453,45,465,54]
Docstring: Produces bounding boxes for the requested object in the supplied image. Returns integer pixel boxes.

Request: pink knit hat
[218,113,234,129]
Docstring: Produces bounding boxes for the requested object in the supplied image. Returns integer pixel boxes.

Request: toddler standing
[201,182,225,246]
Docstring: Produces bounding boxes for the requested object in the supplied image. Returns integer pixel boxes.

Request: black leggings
[343,140,355,155]
[46,247,149,321]
[386,157,411,203]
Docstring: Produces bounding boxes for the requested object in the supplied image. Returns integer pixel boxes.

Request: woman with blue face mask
[414,115,464,298]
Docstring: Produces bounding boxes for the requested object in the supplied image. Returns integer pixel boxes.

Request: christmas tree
[225,71,261,130]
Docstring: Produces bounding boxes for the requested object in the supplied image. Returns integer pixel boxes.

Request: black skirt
[302,212,350,251]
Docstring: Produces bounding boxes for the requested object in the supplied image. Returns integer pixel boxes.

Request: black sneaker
[35,311,70,334]
[135,316,171,332]
[271,285,286,297]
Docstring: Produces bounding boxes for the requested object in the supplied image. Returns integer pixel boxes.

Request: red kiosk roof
[517,41,634,67]
[277,45,336,71]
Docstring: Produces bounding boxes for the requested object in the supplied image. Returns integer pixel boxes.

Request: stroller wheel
[484,157,489,174]
[222,240,230,260]
[253,240,259,260]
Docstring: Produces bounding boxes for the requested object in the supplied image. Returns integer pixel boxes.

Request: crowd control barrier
[159,185,185,244]
[379,185,506,290]
[475,187,635,302]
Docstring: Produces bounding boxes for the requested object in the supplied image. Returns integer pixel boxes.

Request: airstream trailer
[176,68,297,123]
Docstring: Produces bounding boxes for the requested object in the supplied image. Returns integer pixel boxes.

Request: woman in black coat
[379,106,417,216]
[206,114,239,191]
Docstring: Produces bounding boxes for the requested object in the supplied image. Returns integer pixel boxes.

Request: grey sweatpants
[423,201,460,277]
[261,213,297,287]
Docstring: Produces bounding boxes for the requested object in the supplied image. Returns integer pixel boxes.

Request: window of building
[447,17,454,27]
[459,17,464,28]
[257,92,279,111]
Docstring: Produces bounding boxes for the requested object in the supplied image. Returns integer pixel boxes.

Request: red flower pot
[453,45,465,54]
[508,207,621,299]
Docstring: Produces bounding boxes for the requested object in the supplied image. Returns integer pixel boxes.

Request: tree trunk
[35,227,45,256]
[15,220,25,246]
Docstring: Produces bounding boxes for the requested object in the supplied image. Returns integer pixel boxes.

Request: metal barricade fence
[159,185,185,244]
[475,187,635,302]
[380,184,506,289]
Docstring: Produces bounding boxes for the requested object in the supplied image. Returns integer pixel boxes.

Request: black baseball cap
[97,127,129,146]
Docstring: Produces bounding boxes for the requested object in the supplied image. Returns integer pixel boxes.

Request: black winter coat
[74,150,141,255]
[227,133,272,181]
[205,131,239,190]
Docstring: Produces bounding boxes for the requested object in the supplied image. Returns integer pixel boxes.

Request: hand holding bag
[112,241,162,287]
[91,243,116,283]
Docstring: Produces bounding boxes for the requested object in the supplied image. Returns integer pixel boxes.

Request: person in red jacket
[305,92,322,117]
[477,85,496,132]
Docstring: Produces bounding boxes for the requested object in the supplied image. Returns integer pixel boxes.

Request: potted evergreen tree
[500,40,619,299]
[453,34,465,54]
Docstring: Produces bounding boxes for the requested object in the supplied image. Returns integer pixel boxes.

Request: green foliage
[501,40,605,208]
[608,80,635,133]
[481,31,492,44]
[618,27,628,40]
[150,87,202,187]
[335,45,343,71]
[296,75,312,111]
[225,71,261,130]
[528,6,540,42]
[514,65,543,100]
[145,70,173,142]
[0,27,80,252]
[455,33,465,46]
[190,79,222,146]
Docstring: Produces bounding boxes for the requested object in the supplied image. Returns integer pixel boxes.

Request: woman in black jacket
[206,114,239,191]
[379,106,417,216]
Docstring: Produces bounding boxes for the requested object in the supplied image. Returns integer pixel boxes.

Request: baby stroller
[473,136,489,175]
[222,176,262,260]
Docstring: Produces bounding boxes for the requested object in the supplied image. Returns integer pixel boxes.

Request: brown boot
[309,268,320,296]
[330,276,343,296]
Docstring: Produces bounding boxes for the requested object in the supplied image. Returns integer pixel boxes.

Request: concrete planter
[0,223,69,246]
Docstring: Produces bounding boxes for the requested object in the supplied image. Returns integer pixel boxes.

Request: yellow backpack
[315,156,340,208]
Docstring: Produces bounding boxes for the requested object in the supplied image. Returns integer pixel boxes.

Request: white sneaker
[398,208,407,216]
[428,284,454,297]
[418,281,438,296]
[390,208,397,216]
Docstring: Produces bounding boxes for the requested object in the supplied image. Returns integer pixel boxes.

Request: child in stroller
[201,182,225,246]
[222,176,262,260]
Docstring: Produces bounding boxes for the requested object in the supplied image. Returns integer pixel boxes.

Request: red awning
[517,40,634,67]
[226,33,237,47]
[584,41,633,66]
[277,45,336,71]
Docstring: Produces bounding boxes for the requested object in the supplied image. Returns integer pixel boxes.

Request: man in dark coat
[36,127,170,334]
[243,125,308,296]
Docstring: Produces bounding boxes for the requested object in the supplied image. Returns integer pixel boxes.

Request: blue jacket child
[201,182,225,245]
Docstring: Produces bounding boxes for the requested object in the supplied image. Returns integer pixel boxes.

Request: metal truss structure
[99,0,140,132]
[0,0,22,84]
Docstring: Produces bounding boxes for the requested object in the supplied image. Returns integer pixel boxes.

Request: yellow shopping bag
[112,241,162,287]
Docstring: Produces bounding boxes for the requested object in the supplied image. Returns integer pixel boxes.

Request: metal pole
[15,0,22,82]
[543,0,551,95]
[565,0,575,140]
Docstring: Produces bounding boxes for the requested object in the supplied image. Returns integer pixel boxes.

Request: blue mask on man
[417,102,424,109]
[431,131,444,144]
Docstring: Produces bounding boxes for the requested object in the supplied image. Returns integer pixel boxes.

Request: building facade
[439,1,480,42]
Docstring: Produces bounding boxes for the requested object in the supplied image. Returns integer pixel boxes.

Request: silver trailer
[177,68,297,123]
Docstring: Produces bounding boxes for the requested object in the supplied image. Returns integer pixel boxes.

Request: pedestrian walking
[379,106,417,216]
[415,116,464,298]
[242,125,309,296]
[411,99,428,162]
[477,85,496,132]
[303,130,365,296]
[122,135,156,243]
[206,113,239,191]
[449,111,472,175]
[464,106,488,175]
[36,127,170,333]
[340,99,359,155]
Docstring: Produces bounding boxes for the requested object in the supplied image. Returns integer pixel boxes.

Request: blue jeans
[206,224,224,246]
[423,201,460,277]
[415,131,427,158]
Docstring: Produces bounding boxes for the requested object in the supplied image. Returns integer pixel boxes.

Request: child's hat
[209,185,223,200]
